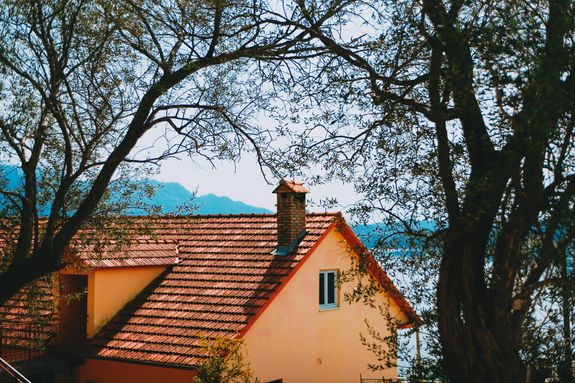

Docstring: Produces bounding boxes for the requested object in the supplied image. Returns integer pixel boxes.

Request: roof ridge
[81,212,341,219]
[129,213,276,218]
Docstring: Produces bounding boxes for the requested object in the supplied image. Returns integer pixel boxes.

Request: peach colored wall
[86,266,166,337]
[60,266,166,338]
[74,358,195,383]
[243,228,408,383]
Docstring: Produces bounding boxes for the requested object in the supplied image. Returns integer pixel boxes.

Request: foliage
[267,0,575,382]
[359,309,399,371]
[0,1,572,381]
[336,240,416,377]
[194,337,259,383]
[0,0,322,307]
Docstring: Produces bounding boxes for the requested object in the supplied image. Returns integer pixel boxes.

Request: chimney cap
[273,180,309,194]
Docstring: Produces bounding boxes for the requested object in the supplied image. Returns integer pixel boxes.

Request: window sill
[319,305,339,311]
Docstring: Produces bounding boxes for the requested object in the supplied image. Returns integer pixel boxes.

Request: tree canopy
[0,0,320,306]
[0,1,574,382]
[268,0,575,382]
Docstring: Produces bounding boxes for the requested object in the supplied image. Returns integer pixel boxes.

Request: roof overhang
[334,218,423,328]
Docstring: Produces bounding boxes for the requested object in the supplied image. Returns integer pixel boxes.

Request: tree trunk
[438,230,526,383]
[0,254,62,307]
[559,251,574,383]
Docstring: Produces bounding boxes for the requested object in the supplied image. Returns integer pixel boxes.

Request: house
[0,180,420,383]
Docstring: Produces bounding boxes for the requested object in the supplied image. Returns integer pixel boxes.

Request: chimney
[273,180,309,256]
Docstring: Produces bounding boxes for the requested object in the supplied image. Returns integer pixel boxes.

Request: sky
[151,152,359,215]
[129,96,364,219]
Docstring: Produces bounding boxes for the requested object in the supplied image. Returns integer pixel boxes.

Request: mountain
[0,165,271,215]
[353,221,436,251]
[1,165,446,251]
[194,193,272,215]
[141,180,272,215]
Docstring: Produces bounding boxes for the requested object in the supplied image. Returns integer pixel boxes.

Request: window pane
[319,272,325,305]
[327,272,335,304]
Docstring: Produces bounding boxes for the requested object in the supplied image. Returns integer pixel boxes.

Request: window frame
[319,269,338,310]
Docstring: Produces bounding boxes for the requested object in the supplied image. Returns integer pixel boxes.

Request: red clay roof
[67,217,197,269]
[70,239,178,268]
[83,213,336,367]
[0,213,419,368]
[0,275,56,362]
[82,213,420,368]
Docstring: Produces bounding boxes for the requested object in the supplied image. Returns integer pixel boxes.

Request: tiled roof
[1,212,420,369]
[67,217,197,269]
[83,213,337,367]
[0,217,197,360]
[0,276,56,362]
[70,239,178,268]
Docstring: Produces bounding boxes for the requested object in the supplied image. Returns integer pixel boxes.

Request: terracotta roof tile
[1,212,419,369]
[83,213,337,367]
[0,276,56,362]
[69,238,179,269]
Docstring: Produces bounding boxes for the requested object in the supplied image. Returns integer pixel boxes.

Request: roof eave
[81,354,197,371]
[238,213,422,338]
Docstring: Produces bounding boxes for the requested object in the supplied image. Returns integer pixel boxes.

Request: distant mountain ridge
[0,165,429,251]
[0,164,271,215]
[142,180,272,215]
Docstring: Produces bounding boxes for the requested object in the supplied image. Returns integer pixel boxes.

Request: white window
[319,270,338,309]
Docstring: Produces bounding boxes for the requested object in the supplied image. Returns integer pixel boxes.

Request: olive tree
[0,0,322,306]
[273,0,575,382]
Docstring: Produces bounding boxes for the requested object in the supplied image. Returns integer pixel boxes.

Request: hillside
[142,180,272,215]
[0,165,271,215]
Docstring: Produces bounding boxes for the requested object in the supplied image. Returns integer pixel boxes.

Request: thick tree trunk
[0,254,62,307]
[438,229,526,383]
[559,252,574,383]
